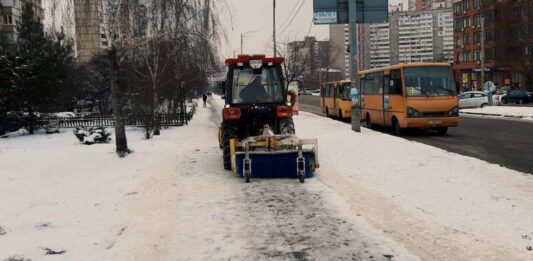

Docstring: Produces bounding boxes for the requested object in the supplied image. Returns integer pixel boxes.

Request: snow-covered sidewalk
[2,95,533,260]
[461,106,533,120]
[296,112,533,260]
[0,98,417,261]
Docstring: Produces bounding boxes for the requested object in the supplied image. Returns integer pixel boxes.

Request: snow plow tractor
[218,54,319,183]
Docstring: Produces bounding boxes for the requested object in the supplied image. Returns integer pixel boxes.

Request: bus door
[333,82,339,113]
[383,73,391,126]
[320,84,324,113]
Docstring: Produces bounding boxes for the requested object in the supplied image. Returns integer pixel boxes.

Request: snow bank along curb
[461,106,533,120]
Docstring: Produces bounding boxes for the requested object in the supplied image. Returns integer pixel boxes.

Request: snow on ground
[0,124,193,260]
[52,112,76,118]
[461,106,533,119]
[0,97,417,261]
[2,95,533,260]
[296,112,533,260]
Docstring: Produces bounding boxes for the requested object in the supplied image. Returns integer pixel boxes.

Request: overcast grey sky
[220,0,406,58]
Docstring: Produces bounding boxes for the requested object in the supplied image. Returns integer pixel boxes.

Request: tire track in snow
[170,98,418,260]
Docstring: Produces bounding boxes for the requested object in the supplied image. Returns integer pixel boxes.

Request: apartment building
[452,0,531,91]
[0,0,44,42]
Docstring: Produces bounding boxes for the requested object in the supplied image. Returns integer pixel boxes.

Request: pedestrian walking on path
[202,93,208,108]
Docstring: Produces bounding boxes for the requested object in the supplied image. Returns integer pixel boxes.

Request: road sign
[313,11,338,24]
[313,0,388,24]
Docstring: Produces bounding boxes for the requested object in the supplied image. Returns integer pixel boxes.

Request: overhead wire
[278,0,307,36]
[278,0,303,31]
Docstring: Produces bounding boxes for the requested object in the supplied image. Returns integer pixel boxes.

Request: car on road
[501,89,532,104]
[298,89,311,96]
[458,91,492,108]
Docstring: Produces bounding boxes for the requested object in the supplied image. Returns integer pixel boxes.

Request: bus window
[366,74,375,94]
[375,72,383,94]
[403,66,456,97]
[390,69,403,95]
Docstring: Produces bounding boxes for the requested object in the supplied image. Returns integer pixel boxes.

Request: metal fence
[38,111,195,129]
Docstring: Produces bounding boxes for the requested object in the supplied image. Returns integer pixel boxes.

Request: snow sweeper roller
[229,126,319,183]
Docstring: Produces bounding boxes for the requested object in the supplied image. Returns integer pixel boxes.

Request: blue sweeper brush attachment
[230,126,319,183]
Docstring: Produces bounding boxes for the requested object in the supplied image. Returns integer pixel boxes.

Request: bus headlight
[407,107,422,118]
[448,106,459,117]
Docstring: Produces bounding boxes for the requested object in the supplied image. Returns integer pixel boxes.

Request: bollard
[351,106,361,132]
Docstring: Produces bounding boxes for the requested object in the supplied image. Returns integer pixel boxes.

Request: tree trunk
[109,48,130,156]
[28,108,35,135]
[153,82,160,135]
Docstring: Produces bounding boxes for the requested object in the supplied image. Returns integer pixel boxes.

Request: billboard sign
[313,0,388,24]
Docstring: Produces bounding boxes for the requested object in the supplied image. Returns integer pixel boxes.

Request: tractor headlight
[407,107,422,118]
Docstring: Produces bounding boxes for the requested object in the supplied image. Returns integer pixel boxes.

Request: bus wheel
[392,118,403,136]
[338,109,343,120]
[436,127,448,136]
[325,107,330,118]
[365,113,373,129]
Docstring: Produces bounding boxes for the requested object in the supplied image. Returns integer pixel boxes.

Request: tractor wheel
[222,122,238,170]
[279,118,295,135]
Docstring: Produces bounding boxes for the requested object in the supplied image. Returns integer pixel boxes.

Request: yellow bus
[359,63,459,135]
[320,80,352,120]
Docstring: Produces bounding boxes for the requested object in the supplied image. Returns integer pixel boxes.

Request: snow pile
[53,112,77,118]
[461,106,533,119]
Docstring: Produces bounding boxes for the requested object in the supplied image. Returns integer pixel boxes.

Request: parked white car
[458,91,495,108]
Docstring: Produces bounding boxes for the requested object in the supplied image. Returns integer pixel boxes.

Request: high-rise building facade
[452,0,532,91]
[288,36,330,89]
[368,23,390,68]
[1,0,44,43]
[410,0,452,11]
[355,8,453,69]
[73,0,107,63]
[328,24,347,77]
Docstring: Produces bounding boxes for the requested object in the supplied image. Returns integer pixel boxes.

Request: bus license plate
[428,120,442,125]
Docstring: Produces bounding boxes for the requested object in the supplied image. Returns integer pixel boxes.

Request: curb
[460,112,533,120]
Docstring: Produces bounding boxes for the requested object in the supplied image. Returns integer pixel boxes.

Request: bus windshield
[403,66,456,97]
[341,83,351,100]
[231,67,284,104]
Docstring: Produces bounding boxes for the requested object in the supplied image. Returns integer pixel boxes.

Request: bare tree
[491,0,533,89]
[277,37,312,89]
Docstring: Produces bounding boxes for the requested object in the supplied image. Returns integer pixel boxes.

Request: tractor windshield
[231,67,284,104]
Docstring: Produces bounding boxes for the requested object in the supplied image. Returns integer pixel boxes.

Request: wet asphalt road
[298,95,533,174]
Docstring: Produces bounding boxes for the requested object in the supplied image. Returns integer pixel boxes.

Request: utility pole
[241,34,243,54]
[348,0,359,85]
[348,0,360,132]
[273,0,277,57]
